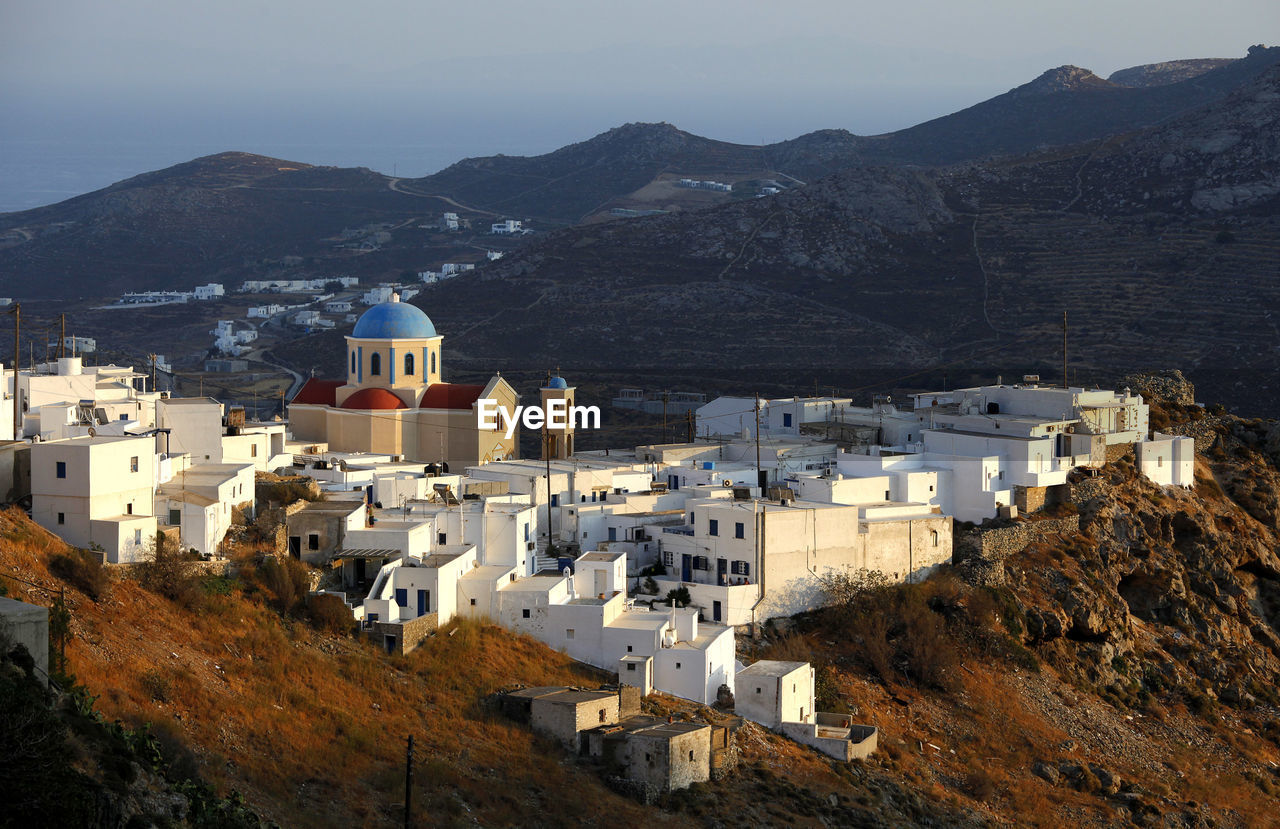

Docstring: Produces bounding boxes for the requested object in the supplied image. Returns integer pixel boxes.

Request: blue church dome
[352,300,437,339]
[545,375,569,389]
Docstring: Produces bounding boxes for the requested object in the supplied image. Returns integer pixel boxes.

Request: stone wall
[366,612,438,656]
[1117,370,1195,406]
[1015,486,1048,515]
[1070,476,1111,505]
[1165,416,1225,454]
[709,725,739,780]
[1105,443,1134,463]
[955,516,1081,586]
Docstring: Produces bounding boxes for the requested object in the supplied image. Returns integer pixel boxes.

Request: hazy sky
[1,1,1276,207]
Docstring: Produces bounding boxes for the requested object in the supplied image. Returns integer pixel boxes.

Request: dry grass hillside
[0,508,975,827]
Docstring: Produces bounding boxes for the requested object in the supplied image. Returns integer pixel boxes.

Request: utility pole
[1062,311,1069,390]
[754,392,763,491]
[545,448,553,559]
[404,735,414,829]
[148,354,157,393]
[662,391,668,444]
[686,409,693,443]
[59,314,65,359]
[9,303,19,437]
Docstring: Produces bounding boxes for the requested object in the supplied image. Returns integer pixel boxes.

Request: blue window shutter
[395,588,407,608]
[389,347,395,382]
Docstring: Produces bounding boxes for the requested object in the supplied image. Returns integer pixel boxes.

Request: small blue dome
[352,300,436,339]
[545,376,569,389]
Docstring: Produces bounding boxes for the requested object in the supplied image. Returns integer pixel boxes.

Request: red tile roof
[342,388,408,410]
[290,378,342,406]
[419,383,486,410]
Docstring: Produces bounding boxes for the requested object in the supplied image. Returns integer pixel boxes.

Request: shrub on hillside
[49,549,109,601]
[243,556,313,616]
[134,540,205,610]
[307,593,355,635]
[818,569,969,691]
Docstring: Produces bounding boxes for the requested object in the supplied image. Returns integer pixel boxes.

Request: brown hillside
[0,508,973,827]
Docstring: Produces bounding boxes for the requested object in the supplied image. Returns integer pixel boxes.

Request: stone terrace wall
[956,516,1081,586]
[1165,416,1226,453]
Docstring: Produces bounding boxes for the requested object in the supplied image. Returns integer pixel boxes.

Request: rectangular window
[251,444,258,457]
[675,662,681,670]
[626,663,636,672]
[308,534,319,550]
[126,503,133,515]
[626,645,633,652]
[470,598,476,606]
[708,519,718,537]
[57,512,64,525]
[134,529,142,544]
[169,509,181,525]
[394,588,407,608]
[130,456,139,472]
[522,608,531,619]
[735,522,744,539]
[566,629,574,639]
[56,461,66,479]
[783,413,792,428]
[438,532,446,545]
[663,551,674,566]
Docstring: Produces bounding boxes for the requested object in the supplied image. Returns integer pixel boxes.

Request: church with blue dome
[289,294,520,467]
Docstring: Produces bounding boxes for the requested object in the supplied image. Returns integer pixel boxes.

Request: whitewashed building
[193,283,226,300]
[30,435,161,563]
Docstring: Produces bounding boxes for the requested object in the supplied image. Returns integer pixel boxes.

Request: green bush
[665,586,691,608]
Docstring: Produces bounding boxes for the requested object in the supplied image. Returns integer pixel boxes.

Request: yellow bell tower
[540,370,574,460]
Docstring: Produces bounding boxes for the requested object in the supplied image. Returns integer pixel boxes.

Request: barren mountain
[2,47,1277,302]
[1109,58,1236,88]
[394,60,1280,412]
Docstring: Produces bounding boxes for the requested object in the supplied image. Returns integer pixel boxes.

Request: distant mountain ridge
[396,59,1280,412]
[1108,58,1236,88]
[0,45,1276,305]
[398,46,1280,221]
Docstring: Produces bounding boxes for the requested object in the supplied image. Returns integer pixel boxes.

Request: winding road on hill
[386,178,501,217]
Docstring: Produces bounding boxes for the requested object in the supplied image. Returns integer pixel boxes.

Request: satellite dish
[88,427,97,437]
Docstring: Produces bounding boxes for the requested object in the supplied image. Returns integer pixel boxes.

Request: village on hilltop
[0,295,1195,797]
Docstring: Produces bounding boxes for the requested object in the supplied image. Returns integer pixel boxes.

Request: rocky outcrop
[1007,432,1280,704]
[1118,369,1196,406]
[954,517,1081,586]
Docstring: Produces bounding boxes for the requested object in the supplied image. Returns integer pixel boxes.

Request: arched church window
[370,352,382,376]
[350,351,356,374]
[430,351,436,374]
[404,352,415,376]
